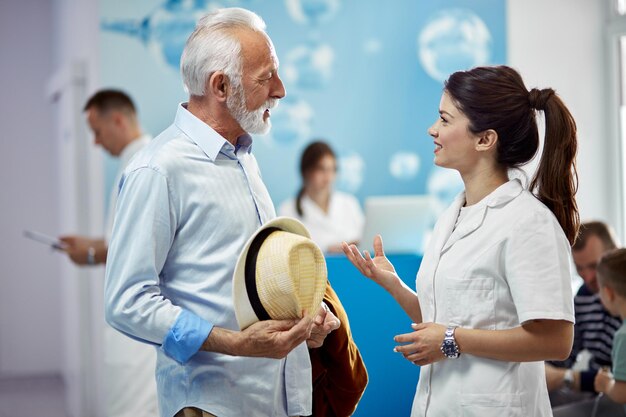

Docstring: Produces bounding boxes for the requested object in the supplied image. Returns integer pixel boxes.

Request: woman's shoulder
[333,190,361,205]
[278,197,298,217]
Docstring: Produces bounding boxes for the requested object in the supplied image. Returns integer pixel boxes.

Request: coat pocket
[460,392,522,417]
[445,277,496,329]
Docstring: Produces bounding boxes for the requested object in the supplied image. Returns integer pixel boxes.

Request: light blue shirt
[104,104,312,417]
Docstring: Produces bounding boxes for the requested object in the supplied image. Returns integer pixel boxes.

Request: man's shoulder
[125,125,194,174]
[575,284,594,297]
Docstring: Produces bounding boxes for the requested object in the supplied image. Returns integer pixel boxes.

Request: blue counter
[325,253,422,417]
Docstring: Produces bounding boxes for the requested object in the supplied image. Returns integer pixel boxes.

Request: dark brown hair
[84,89,136,117]
[296,141,336,217]
[597,248,626,298]
[444,65,579,244]
[573,221,618,252]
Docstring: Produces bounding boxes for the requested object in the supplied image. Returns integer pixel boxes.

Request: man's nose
[271,73,286,99]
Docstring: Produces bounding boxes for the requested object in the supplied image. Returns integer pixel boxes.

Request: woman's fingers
[373,234,386,258]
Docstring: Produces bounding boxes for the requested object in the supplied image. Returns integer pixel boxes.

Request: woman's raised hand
[342,235,400,289]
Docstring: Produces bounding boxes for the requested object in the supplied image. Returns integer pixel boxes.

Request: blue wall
[100,0,506,212]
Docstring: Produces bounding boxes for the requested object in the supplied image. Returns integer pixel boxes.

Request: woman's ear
[476,129,498,153]
[207,71,229,102]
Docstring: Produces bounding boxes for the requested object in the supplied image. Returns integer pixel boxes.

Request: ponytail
[528,89,580,245]
[445,66,580,246]
[295,186,305,217]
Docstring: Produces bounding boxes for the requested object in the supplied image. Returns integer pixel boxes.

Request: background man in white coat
[59,89,157,417]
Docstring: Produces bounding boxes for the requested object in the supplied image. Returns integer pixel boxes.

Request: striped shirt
[104,103,312,417]
[552,284,622,391]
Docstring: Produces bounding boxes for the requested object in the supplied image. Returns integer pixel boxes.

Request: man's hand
[58,235,106,265]
[206,315,314,359]
[595,368,614,394]
[307,303,340,348]
[545,363,567,391]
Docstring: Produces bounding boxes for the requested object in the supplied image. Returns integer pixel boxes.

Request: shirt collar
[453,178,524,209]
[174,103,253,160]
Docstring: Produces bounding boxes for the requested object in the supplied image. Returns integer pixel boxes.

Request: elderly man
[104,8,337,417]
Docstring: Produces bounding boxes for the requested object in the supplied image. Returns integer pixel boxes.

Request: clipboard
[23,230,67,250]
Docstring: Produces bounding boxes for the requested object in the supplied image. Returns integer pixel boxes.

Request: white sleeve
[504,209,575,324]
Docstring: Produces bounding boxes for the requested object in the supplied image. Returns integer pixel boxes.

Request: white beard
[227,83,277,135]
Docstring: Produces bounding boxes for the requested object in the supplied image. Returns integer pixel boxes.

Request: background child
[594,248,626,410]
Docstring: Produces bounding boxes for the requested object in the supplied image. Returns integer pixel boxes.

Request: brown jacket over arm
[309,281,368,417]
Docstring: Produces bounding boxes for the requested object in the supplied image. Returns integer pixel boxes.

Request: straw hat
[233,217,328,330]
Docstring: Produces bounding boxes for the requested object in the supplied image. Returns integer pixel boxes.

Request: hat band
[244,227,280,322]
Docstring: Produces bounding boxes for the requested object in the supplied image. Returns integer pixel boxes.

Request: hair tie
[528,88,555,111]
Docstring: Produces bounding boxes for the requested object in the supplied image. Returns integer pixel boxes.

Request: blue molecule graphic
[418,8,492,83]
[101,0,218,71]
[283,41,334,89]
[389,152,420,181]
[337,151,364,193]
[286,0,341,26]
[427,166,464,211]
[268,95,314,146]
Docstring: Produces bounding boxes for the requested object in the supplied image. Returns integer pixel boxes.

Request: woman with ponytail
[343,65,579,416]
[279,140,364,253]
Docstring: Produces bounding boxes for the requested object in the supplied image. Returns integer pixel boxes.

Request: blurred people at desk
[59,89,157,417]
[546,221,622,406]
[344,65,579,416]
[279,141,364,253]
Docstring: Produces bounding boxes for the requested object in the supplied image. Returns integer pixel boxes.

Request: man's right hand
[203,315,314,359]
[59,235,107,265]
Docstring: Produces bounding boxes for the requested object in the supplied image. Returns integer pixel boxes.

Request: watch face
[442,340,459,357]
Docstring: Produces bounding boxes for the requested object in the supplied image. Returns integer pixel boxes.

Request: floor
[0,374,69,417]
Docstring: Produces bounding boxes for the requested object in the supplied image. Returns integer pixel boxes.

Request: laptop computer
[360,195,438,255]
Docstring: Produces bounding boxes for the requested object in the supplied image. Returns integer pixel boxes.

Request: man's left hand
[307,303,340,348]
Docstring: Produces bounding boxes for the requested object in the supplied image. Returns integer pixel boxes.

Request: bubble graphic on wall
[389,152,420,181]
[268,95,314,146]
[417,8,492,83]
[363,38,382,55]
[337,151,365,193]
[283,42,335,89]
[101,0,223,71]
[285,0,341,25]
[426,166,465,211]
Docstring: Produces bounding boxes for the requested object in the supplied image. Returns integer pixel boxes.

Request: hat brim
[233,216,312,330]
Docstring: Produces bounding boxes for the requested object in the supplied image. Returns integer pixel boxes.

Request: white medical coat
[412,179,574,417]
[104,135,158,417]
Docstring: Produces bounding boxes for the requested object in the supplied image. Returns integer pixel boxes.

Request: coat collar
[436,179,524,254]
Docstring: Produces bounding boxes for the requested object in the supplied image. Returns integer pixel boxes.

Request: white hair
[180,8,267,96]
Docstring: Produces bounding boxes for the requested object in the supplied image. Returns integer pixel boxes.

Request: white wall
[507,0,622,238]
[0,0,62,376]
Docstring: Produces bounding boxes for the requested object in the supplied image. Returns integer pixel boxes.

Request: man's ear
[111,111,125,128]
[604,285,617,303]
[207,71,228,102]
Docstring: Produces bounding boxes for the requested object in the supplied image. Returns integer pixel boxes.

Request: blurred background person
[59,89,157,417]
[594,248,626,411]
[279,140,364,253]
[546,220,622,406]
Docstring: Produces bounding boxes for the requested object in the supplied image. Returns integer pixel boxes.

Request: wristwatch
[440,326,460,359]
